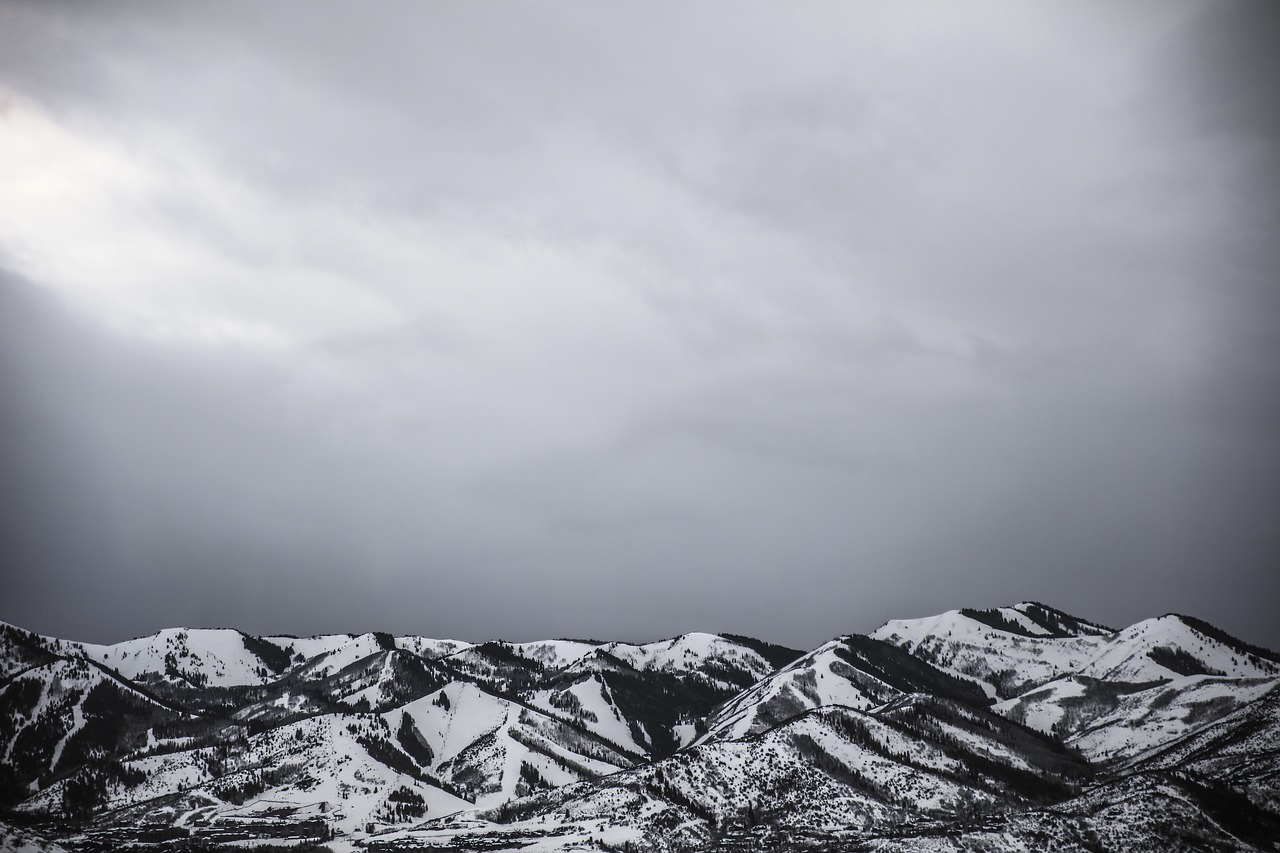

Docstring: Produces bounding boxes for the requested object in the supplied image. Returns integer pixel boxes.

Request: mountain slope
[0,605,1274,853]
[698,634,990,744]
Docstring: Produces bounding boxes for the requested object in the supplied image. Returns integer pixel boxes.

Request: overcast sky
[1,1,1277,651]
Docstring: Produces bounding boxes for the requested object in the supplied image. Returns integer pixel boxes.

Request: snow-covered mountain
[1,604,1276,852]
[873,603,1280,767]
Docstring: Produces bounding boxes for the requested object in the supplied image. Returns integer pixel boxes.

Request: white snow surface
[393,681,635,805]
[699,639,886,743]
[603,632,776,684]
[395,635,473,659]
[78,628,277,687]
[1076,615,1279,683]
[511,640,603,670]
[873,609,1278,701]
[289,633,388,680]
[265,632,470,670]
[1065,676,1275,763]
[872,609,1111,692]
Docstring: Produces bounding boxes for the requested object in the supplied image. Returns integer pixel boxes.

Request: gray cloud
[0,1,1276,650]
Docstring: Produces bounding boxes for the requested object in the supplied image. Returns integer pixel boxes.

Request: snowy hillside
[873,604,1280,771]
[1,605,1275,852]
[77,628,289,688]
[697,634,989,744]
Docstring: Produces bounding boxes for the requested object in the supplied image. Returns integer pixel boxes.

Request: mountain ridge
[1,604,1276,852]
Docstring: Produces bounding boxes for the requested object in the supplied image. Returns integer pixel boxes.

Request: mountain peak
[1,607,1275,852]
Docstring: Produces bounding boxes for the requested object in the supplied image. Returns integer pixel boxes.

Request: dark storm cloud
[1,2,1276,650]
